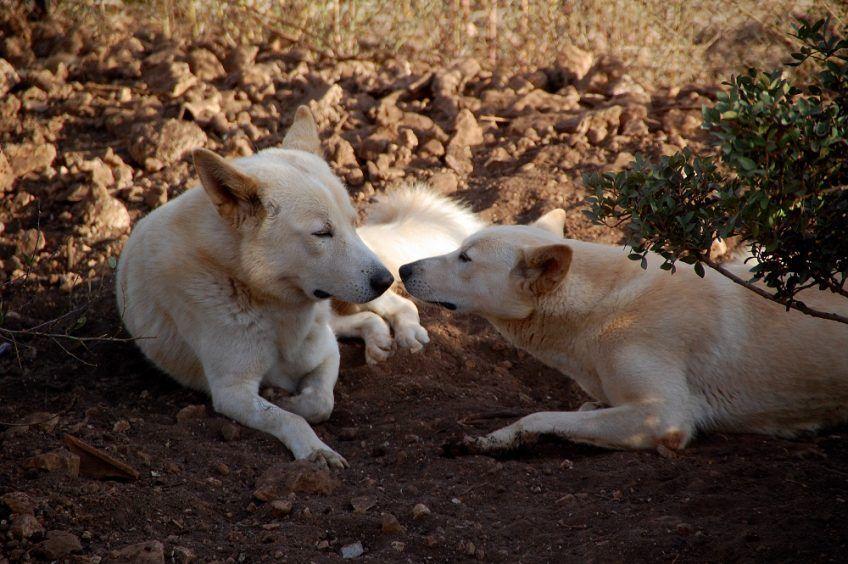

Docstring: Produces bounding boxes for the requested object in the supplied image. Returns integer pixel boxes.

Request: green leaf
[738,156,757,171]
[694,263,705,278]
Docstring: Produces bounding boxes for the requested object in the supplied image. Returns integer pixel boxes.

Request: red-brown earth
[1,9,846,563]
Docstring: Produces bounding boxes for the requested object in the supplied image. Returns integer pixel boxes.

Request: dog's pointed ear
[518,244,573,295]
[193,148,261,225]
[282,105,322,155]
[530,209,566,236]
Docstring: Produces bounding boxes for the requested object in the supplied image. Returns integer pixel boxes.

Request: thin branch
[0,327,145,343]
[703,258,848,325]
[0,397,78,428]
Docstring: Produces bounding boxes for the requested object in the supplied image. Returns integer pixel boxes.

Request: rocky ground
[1,9,847,564]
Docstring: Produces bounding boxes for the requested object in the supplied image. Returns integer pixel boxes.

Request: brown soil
[2,9,847,564]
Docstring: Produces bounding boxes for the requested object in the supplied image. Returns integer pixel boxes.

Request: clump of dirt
[2,9,846,564]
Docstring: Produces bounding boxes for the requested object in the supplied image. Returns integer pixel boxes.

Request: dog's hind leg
[465,402,694,452]
[360,291,430,353]
[329,310,394,364]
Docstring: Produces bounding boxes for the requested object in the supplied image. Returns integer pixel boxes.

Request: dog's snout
[399,263,414,282]
[369,269,394,294]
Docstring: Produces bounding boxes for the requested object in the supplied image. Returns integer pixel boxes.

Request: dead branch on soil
[0,396,78,428]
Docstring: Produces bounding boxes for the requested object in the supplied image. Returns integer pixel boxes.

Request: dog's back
[358,183,484,276]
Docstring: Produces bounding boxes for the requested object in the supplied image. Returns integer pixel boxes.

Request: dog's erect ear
[518,244,573,295]
[193,148,261,226]
[530,209,566,236]
[282,105,322,155]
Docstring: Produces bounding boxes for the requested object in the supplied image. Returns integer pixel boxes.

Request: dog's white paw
[363,322,394,365]
[306,447,349,469]
[394,321,430,353]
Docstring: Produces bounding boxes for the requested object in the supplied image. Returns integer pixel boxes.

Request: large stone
[128,119,207,171]
[253,461,341,501]
[34,531,82,560]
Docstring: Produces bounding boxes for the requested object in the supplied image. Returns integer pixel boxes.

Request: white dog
[400,210,848,453]
[116,106,480,467]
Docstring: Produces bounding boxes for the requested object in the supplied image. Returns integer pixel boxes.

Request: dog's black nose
[399,263,414,282]
[369,269,394,294]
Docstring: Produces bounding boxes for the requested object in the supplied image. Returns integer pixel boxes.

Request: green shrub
[585,17,848,324]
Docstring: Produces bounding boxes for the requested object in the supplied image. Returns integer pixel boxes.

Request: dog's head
[192,106,393,304]
[399,210,571,319]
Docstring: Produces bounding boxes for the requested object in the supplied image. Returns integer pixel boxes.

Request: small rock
[340,541,364,559]
[128,119,207,171]
[380,512,406,534]
[170,545,196,564]
[113,419,131,433]
[419,138,445,158]
[143,184,168,209]
[411,503,431,520]
[215,462,230,476]
[24,449,80,477]
[391,541,405,553]
[0,148,14,192]
[34,530,82,560]
[176,404,206,423]
[350,496,377,514]
[1,492,36,515]
[4,142,56,177]
[81,184,130,243]
[676,522,694,536]
[188,48,225,81]
[104,540,165,564]
[270,499,293,517]
[450,109,484,148]
[10,513,44,539]
[79,158,115,189]
[337,427,358,441]
[557,45,594,82]
[0,57,20,97]
[16,228,46,256]
[146,61,197,97]
[429,171,458,193]
[219,421,241,442]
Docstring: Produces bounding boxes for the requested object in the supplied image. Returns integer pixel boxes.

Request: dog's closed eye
[313,225,334,238]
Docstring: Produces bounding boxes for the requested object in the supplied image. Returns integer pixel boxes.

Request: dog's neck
[485,265,613,358]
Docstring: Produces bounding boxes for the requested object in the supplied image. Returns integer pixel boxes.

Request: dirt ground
[2,9,848,563]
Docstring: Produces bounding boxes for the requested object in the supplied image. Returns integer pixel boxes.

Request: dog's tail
[358,182,485,276]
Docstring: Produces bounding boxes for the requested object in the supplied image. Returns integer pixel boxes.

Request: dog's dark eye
[459,251,471,263]
[313,227,333,238]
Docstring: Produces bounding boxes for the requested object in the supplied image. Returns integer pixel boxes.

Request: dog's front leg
[277,351,340,424]
[209,376,348,469]
[361,290,429,353]
[465,402,694,452]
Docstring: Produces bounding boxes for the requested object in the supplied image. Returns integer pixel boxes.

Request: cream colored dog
[116,106,480,467]
[400,211,848,453]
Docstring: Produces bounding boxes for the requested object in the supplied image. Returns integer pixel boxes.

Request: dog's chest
[268,304,335,369]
